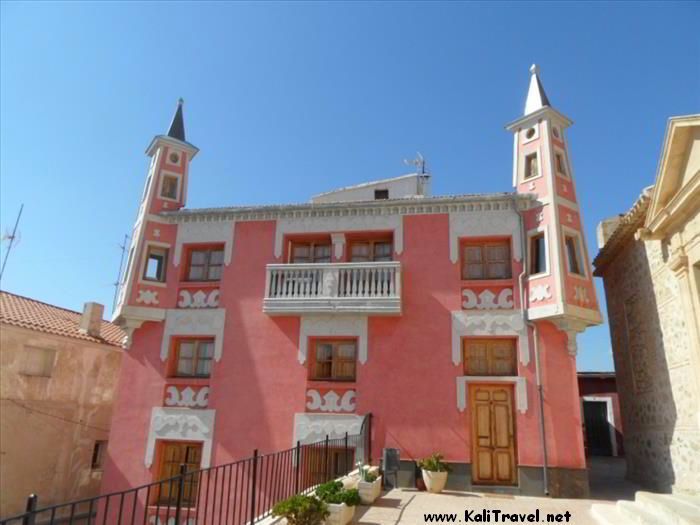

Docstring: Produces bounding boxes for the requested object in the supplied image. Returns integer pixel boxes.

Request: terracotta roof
[0,291,125,347]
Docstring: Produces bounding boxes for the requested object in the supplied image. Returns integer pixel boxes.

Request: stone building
[0,292,124,518]
[593,114,700,494]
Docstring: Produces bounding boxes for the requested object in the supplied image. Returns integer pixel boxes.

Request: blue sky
[1,2,698,371]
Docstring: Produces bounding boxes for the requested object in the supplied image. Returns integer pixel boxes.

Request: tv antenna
[1,204,24,282]
[111,233,131,313]
[403,152,428,175]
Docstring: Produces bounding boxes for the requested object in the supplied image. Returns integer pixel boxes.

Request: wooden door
[470,384,517,485]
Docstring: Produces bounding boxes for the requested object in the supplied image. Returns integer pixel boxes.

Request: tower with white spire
[507,65,602,354]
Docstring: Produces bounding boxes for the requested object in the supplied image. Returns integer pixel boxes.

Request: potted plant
[272,494,329,525]
[315,480,361,525]
[357,464,382,504]
[417,453,451,494]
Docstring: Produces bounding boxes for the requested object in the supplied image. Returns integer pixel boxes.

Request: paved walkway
[355,489,606,525]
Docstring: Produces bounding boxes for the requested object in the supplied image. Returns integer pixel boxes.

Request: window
[290,242,331,264]
[173,339,214,378]
[555,153,567,176]
[565,235,585,276]
[22,347,55,377]
[91,441,107,470]
[529,233,547,275]
[463,339,516,376]
[374,189,389,200]
[462,241,512,280]
[161,175,179,200]
[525,128,536,139]
[524,153,539,180]
[186,247,224,281]
[349,240,392,262]
[311,340,357,381]
[143,246,168,282]
[156,442,202,505]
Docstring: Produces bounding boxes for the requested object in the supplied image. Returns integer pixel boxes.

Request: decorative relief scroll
[164,385,210,408]
[145,408,215,468]
[529,284,552,302]
[462,288,513,310]
[293,413,364,445]
[306,389,356,413]
[178,289,220,308]
[136,289,159,305]
[451,311,530,366]
[573,286,590,305]
[160,309,226,362]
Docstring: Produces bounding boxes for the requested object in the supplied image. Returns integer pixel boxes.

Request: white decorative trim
[275,216,403,259]
[137,290,159,305]
[456,376,528,414]
[582,396,618,456]
[551,318,587,356]
[293,413,363,445]
[178,289,220,308]
[173,221,235,267]
[449,210,522,263]
[462,288,514,310]
[331,233,346,259]
[306,389,356,413]
[164,386,210,408]
[451,311,530,366]
[161,309,226,362]
[573,285,590,305]
[299,315,368,365]
[529,284,552,302]
[145,408,215,468]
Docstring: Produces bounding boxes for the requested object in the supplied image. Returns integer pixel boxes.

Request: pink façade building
[105,65,602,501]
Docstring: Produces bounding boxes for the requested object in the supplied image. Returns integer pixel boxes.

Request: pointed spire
[167,98,186,142]
[524,64,551,115]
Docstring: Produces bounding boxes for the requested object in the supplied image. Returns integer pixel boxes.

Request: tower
[507,65,602,353]
[113,99,199,340]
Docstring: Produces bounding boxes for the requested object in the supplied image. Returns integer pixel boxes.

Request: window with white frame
[529,232,547,275]
[160,174,179,200]
[555,152,568,177]
[564,234,585,276]
[143,246,168,282]
[524,153,539,180]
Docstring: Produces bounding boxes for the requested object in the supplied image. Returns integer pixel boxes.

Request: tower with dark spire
[167,98,186,142]
[506,65,602,354]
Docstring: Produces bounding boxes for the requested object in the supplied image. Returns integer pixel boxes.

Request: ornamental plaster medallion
[306,389,356,413]
[529,284,552,302]
[173,220,234,267]
[298,315,368,364]
[145,408,215,468]
[178,289,220,308]
[153,229,161,239]
[462,288,514,310]
[164,386,210,408]
[160,309,226,362]
[137,289,159,305]
[448,210,521,263]
[293,413,364,445]
[451,310,530,366]
[573,286,590,304]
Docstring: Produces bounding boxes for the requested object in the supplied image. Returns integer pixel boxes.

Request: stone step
[591,503,637,525]
[671,495,700,512]
[618,500,672,524]
[635,492,700,525]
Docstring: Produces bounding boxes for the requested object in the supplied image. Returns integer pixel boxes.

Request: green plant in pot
[272,494,329,525]
[417,453,452,494]
[315,481,361,525]
[357,464,382,504]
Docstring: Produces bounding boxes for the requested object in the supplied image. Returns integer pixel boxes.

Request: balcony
[264,261,402,315]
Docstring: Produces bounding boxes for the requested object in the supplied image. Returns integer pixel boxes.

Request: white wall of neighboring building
[311,173,431,203]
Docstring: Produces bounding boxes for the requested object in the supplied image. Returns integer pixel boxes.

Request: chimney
[79,302,104,338]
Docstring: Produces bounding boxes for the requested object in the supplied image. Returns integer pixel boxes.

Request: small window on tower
[143,246,168,282]
[161,175,179,200]
[565,235,585,276]
[555,153,567,176]
[525,128,536,139]
[529,233,547,275]
[169,152,180,164]
[374,189,389,200]
[524,153,539,180]
[552,127,560,138]
[91,441,107,470]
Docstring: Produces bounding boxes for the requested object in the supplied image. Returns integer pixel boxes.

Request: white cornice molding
[161,194,536,225]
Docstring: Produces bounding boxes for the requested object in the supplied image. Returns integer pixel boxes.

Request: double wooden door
[470,384,517,485]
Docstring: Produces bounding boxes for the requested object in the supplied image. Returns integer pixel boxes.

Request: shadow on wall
[603,238,677,492]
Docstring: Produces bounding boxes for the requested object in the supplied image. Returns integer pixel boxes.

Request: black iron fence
[2,414,372,525]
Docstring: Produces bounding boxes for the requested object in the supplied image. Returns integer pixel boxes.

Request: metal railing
[2,414,372,525]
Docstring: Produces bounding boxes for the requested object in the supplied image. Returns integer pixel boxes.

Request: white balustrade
[264,262,401,315]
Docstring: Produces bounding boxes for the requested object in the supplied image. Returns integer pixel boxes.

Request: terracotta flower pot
[421,469,448,493]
